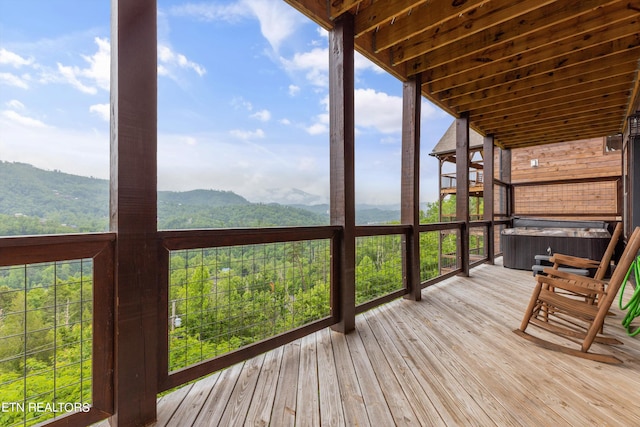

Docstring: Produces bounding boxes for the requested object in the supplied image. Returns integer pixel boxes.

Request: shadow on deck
[98,260,640,426]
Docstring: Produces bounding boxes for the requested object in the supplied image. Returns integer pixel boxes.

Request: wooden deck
[98,260,640,426]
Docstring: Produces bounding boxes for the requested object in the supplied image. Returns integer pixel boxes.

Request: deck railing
[0,221,498,425]
[0,233,115,427]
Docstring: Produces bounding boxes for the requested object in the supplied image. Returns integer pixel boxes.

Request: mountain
[289,203,401,224]
[0,161,327,234]
[0,161,404,235]
[249,187,327,205]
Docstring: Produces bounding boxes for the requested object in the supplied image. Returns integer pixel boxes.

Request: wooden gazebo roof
[430,120,484,158]
[285,0,640,149]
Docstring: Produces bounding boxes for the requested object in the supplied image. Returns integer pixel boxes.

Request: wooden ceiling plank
[477,97,629,131]
[496,115,624,140]
[484,105,626,135]
[354,0,428,36]
[407,0,624,72]
[373,0,489,52]
[330,0,364,19]
[446,62,638,110]
[465,82,632,118]
[437,45,640,101]
[419,2,636,81]
[500,130,614,148]
[429,29,640,96]
[473,84,630,118]
[390,0,557,65]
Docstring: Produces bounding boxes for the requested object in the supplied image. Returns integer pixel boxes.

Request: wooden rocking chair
[542,222,623,305]
[514,226,640,364]
[544,222,623,281]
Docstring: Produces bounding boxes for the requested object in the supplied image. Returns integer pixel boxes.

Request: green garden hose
[619,256,640,337]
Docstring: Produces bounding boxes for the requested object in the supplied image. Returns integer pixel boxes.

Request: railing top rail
[355,224,411,237]
[159,225,342,250]
[0,232,116,248]
[0,232,116,266]
[418,221,465,232]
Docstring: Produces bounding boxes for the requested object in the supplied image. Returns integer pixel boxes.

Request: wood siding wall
[510,138,621,220]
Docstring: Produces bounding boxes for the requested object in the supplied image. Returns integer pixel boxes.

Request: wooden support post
[483,135,495,264]
[329,13,356,334]
[456,113,470,276]
[109,1,158,425]
[401,74,422,301]
[501,148,513,217]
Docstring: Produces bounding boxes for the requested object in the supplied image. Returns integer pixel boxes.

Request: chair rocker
[514,227,640,364]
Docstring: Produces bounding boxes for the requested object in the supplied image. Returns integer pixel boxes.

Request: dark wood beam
[401,74,422,301]
[110,0,158,425]
[483,135,495,265]
[329,13,356,334]
[456,113,470,277]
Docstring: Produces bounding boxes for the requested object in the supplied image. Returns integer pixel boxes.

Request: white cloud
[89,103,110,121]
[355,52,385,74]
[158,44,206,77]
[241,0,305,52]
[0,72,30,89]
[281,47,328,88]
[231,96,253,111]
[169,2,249,22]
[57,63,98,94]
[230,128,265,140]
[54,37,110,95]
[251,109,271,122]
[1,110,48,128]
[288,84,300,96]
[81,37,111,90]
[5,99,25,110]
[355,88,402,134]
[0,48,34,68]
[181,136,198,146]
[305,121,327,135]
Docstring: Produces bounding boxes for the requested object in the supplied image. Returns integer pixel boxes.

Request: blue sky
[0,0,453,206]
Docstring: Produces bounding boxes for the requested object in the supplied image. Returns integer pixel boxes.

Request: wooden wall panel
[511,137,621,183]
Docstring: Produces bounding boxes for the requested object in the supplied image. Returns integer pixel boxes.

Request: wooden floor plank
[295,333,320,427]
[191,362,244,426]
[360,311,449,427]
[244,346,284,426]
[344,323,396,426]
[218,354,265,427]
[354,316,421,426]
[372,304,497,426]
[439,266,640,426]
[316,328,346,427]
[155,383,194,427]
[132,260,640,427]
[164,371,222,427]
[269,340,300,427]
[330,329,371,426]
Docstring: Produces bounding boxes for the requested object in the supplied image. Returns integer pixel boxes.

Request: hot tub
[501,219,612,270]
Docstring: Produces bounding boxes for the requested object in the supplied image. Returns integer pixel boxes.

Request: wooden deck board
[93,260,640,426]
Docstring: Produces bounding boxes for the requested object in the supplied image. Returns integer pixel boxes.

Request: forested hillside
[0,161,329,235]
[0,161,404,236]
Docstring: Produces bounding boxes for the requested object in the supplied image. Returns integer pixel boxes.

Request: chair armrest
[549,253,600,269]
[541,267,607,287]
[537,274,606,296]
